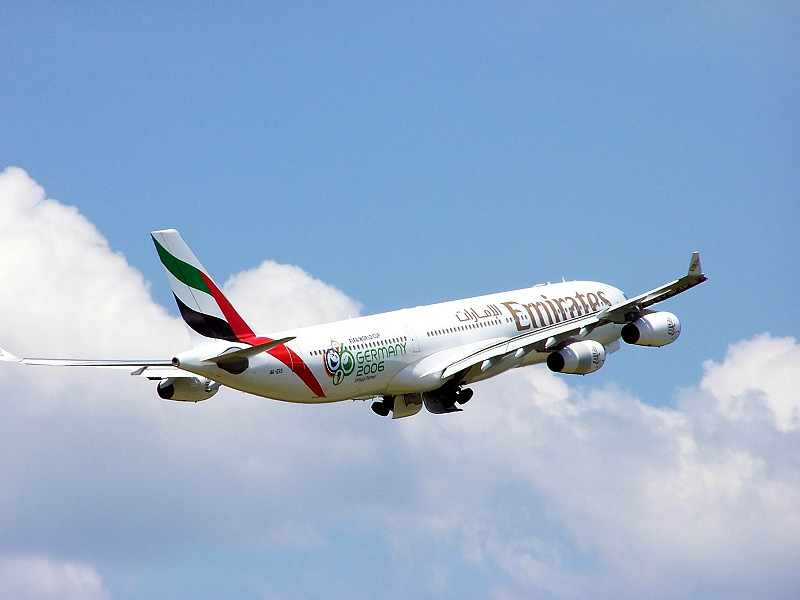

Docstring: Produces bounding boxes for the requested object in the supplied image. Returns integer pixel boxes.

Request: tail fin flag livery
[1,230,706,418]
[151,229,258,345]
[151,229,325,398]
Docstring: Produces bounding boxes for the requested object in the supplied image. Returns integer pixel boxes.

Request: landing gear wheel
[371,400,391,417]
[456,388,473,405]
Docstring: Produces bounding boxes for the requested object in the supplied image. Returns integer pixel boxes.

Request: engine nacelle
[621,311,681,347]
[547,340,606,375]
[157,377,220,402]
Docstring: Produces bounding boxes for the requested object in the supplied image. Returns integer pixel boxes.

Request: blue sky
[1,3,799,599]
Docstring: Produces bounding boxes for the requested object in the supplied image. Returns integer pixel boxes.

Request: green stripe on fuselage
[152,237,211,294]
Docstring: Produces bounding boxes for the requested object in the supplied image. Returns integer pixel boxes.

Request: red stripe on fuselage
[200,272,326,398]
[265,344,326,399]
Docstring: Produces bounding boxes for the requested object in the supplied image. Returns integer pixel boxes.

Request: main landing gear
[371,385,473,417]
[371,396,394,417]
[455,387,474,404]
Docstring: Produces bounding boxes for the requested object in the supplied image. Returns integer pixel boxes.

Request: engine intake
[157,377,220,402]
[547,340,606,374]
[621,311,681,347]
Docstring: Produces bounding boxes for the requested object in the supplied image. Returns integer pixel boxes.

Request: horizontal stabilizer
[203,336,296,366]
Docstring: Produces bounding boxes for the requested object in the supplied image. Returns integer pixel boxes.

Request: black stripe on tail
[174,294,240,342]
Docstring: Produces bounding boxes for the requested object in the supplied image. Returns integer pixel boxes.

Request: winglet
[0,348,20,362]
[687,252,705,280]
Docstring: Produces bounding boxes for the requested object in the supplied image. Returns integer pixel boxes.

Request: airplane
[0,230,707,418]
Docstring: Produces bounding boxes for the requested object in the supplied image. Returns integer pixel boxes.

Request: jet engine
[547,340,606,374]
[621,311,681,347]
[157,377,220,402]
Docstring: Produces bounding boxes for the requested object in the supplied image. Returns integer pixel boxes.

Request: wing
[0,335,297,388]
[0,354,172,369]
[435,308,606,379]
[434,252,707,380]
[0,349,179,378]
[601,251,707,323]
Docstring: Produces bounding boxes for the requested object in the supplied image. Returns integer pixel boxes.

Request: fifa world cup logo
[323,342,355,385]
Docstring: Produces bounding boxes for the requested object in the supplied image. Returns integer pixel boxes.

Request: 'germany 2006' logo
[323,342,355,385]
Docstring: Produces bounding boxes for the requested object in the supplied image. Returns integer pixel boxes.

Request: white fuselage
[173,280,627,403]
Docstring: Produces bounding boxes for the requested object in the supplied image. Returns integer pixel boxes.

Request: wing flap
[417,338,509,379]
[130,365,183,379]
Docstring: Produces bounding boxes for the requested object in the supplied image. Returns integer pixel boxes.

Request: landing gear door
[393,393,423,419]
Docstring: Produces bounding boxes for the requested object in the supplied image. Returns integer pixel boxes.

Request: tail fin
[151,229,260,346]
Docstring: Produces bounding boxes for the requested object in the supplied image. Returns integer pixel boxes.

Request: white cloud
[0,557,109,600]
[697,332,800,431]
[223,260,362,332]
[0,166,185,360]
[385,337,800,598]
[0,166,798,599]
[0,167,379,563]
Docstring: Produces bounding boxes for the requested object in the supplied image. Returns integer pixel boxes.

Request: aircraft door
[403,325,420,352]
